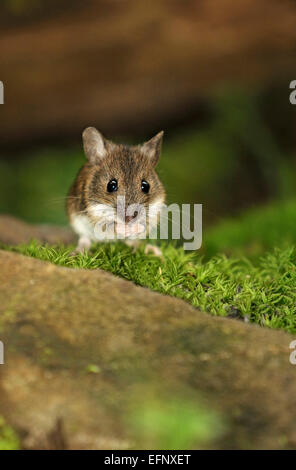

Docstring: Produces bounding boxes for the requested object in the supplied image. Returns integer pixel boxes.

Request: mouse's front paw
[69,247,85,256]
[144,244,162,257]
[69,236,91,256]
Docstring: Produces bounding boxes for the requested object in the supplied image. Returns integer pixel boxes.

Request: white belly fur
[70,214,96,241]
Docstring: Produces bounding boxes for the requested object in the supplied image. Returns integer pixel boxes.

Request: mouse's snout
[115,198,144,225]
[125,212,138,223]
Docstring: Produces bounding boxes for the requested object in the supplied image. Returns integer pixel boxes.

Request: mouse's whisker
[75,208,89,215]
[43,196,83,207]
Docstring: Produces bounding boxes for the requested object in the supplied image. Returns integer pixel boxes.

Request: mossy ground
[3,220,296,334]
[205,198,296,259]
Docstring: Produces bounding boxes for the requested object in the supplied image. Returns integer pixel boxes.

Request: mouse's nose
[125,212,138,223]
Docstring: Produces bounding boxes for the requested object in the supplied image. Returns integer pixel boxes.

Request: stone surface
[0,214,75,245]
[0,249,295,449]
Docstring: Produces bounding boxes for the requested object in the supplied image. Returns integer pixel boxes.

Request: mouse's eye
[107,179,118,192]
[141,180,150,194]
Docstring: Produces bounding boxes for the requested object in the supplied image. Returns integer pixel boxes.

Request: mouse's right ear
[140,131,164,167]
[82,127,107,163]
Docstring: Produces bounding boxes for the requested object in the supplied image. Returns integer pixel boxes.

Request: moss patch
[2,240,296,334]
[0,416,20,450]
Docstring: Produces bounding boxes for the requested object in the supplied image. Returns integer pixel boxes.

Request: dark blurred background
[1,0,296,255]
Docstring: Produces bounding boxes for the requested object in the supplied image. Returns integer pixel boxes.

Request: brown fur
[67,130,166,227]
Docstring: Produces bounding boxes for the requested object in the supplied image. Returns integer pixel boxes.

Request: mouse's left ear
[82,127,111,164]
[140,131,164,166]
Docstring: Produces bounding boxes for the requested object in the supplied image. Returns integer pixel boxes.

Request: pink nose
[125,212,138,223]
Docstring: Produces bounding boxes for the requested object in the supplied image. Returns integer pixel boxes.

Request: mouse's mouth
[93,210,164,240]
[96,220,146,238]
[115,221,146,237]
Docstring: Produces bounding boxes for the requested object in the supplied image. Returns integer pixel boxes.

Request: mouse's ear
[140,131,164,166]
[82,127,108,163]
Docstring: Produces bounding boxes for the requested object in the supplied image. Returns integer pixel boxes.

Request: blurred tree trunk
[1,0,296,147]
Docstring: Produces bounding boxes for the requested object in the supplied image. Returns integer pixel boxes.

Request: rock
[0,249,295,449]
[0,214,75,245]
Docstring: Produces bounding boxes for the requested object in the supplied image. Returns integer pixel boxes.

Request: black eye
[141,180,150,194]
[107,179,118,192]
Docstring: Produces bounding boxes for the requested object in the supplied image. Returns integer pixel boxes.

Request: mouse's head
[82,127,166,237]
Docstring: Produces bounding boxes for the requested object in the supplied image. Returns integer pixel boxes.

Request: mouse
[67,127,166,255]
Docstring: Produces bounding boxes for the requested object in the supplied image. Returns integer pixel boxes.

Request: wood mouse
[67,127,166,255]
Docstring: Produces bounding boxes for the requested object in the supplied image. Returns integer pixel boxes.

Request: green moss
[86,364,101,374]
[206,199,296,258]
[0,416,20,450]
[126,393,224,449]
[3,239,296,334]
